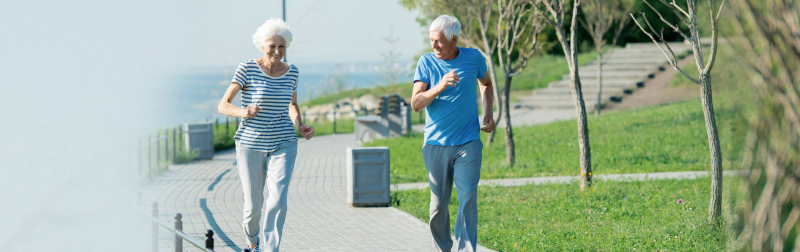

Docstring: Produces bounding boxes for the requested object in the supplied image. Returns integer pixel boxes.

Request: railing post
[226,116,230,138]
[151,202,158,252]
[164,129,169,165]
[205,229,214,250]
[173,126,177,163]
[138,138,143,180]
[179,125,184,151]
[333,105,338,134]
[148,134,152,180]
[174,213,183,252]
[129,140,133,182]
[157,131,161,170]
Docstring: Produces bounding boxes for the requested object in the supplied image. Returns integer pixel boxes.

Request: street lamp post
[283,0,287,62]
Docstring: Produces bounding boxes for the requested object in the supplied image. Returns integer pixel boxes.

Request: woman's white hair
[428,15,461,42]
[252,18,293,52]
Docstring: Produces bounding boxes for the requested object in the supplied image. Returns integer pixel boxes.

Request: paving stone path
[141,133,495,252]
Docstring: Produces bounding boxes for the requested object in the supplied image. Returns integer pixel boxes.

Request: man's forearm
[480,83,494,117]
[411,83,444,112]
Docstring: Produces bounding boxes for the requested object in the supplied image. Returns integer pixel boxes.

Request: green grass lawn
[367,45,747,184]
[367,97,746,183]
[392,177,743,251]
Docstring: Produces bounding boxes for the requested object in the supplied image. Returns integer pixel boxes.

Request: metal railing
[146,202,216,252]
[130,117,242,184]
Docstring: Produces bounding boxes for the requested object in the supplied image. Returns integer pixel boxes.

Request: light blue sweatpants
[422,140,482,252]
[236,141,297,252]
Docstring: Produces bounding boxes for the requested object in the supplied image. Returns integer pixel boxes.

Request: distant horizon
[175,58,417,75]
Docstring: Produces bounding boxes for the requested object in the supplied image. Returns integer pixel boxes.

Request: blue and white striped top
[231,59,299,152]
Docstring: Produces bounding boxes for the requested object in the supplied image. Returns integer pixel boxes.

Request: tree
[381,26,402,87]
[579,0,631,115]
[495,0,547,166]
[728,0,800,249]
[538,0,593,190]
[630,0,726,223]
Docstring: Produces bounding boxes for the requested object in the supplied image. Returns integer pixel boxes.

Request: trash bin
[184,122,214,160]
[346,147,390,207]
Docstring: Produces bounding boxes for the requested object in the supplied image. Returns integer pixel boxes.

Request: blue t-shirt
[414,47,487,146]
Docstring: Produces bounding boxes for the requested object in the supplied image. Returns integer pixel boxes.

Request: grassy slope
[496,52,599,91]
[392,177,742,251]
[301,83,416,108]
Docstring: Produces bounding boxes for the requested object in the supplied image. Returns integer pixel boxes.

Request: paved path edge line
[392,170,745,191]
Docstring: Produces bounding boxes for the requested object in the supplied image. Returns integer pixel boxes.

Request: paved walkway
[141,133,495,252]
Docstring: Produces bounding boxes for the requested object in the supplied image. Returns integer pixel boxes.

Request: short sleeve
[231,62,247,89]
[477,52,487,79]
[413,55,430,89]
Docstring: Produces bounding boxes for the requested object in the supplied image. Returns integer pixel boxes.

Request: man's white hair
[428,15,461,42]
[252,18,293,52]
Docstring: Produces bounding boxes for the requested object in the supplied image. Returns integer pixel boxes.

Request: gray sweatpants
[422,140,483,252]
[236,141,297,252]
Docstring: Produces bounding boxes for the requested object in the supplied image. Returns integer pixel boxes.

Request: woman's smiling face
[262,35,286,63]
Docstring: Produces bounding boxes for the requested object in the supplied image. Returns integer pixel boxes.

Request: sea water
[159,63,411,126]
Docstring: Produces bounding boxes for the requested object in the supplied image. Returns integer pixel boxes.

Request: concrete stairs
[513,42,692,111]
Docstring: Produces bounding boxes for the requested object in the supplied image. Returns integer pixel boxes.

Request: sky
[0,1,427,251]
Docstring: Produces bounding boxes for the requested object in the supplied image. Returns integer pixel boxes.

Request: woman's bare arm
[289,91,315,140]
[288,91,304,127]
[218,83,260,118]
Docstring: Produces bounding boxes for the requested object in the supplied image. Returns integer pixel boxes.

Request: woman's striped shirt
[231,59,299,152]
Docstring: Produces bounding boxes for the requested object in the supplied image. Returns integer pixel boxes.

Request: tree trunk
[504,75,515,166]
[596,52,603,115]
[570,72,592,190]
[700,73,723,224]
[570,70,592,190]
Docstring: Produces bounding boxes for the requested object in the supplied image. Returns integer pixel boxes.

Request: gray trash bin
[346,147,390,207]
[184,122,214,160]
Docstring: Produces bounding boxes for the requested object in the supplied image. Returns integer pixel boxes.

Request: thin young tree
[580,0,631,115]
[538,0,593,190]
[728,0,800,249]
[447,0,507,146]
[630,0,726,223]
[381,26,402,87]
[495,0,547,166]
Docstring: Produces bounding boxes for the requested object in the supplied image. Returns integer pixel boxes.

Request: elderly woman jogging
[218,18,314,252]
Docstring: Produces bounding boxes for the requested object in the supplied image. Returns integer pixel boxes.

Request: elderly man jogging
[411,15,495,252]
